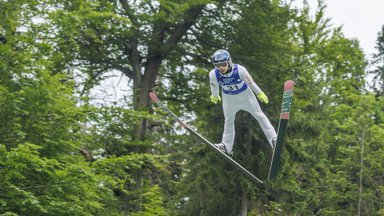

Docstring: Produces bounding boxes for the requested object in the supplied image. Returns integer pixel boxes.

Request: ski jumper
[209,64,277,153]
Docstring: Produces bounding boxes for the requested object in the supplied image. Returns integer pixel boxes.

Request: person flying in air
[209,49,277,155]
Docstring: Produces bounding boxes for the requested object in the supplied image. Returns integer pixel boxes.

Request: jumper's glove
[210,95,221,104]
[257,91,269,104]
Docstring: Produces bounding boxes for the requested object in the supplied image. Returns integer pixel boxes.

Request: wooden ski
[268,80,294,180]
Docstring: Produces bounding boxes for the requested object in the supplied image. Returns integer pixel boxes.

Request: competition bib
[215,64,247,95]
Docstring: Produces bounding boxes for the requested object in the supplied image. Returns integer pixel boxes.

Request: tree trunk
[121,2,206,142]
[130,57,162,141]
[240,114,253,215]
[240,190,248,216]
[357,130,365,216]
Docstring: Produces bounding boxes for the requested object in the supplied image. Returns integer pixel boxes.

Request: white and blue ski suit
[209,64,277,153]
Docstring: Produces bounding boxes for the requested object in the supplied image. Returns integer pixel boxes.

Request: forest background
[1,0,384,215]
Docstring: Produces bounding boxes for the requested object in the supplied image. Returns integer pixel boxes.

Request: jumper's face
[214,62,229,74]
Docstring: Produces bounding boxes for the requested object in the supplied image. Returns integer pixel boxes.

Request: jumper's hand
[257,91,269,104]
[210,95,221,104]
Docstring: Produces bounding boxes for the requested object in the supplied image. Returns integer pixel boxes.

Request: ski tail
[268,80,294,180]
[149,91,264,184]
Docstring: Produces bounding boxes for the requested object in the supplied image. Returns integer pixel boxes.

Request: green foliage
[92,153,170,215]
[370,25,384,95]
[84,105,161,156]
[1,0,384,215]
[0,143,114,216]
[0,71,83,156]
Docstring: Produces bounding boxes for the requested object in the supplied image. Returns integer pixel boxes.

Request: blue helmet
[212,49,232,68]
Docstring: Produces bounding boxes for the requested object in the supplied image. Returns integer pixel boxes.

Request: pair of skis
[149,80,294,184]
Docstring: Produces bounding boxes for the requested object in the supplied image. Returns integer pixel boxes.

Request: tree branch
[162,4,206,57]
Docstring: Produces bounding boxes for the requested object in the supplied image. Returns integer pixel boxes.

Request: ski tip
[148,91,160,102]
[284,80,294,91]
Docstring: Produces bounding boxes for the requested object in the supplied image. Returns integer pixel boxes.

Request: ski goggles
[214,61,228,68]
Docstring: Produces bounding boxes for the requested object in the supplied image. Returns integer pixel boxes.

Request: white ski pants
[221,88,277,153]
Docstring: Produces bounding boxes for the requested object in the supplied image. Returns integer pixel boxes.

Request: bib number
[225,84,240,91]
